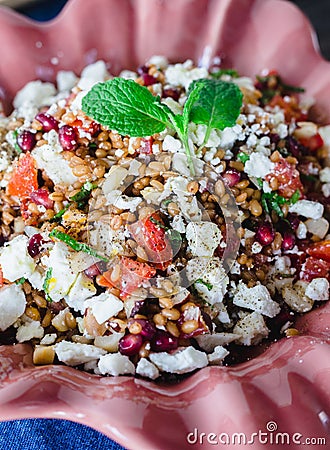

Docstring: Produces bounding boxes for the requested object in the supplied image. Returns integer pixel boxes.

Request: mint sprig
[82,77,243,175]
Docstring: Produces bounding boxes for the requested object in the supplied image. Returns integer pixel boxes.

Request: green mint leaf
[210,69,239,79]
[82,78,172,137]
[187,79,243,149]
[237,152,250,164]
[195,279,213,291]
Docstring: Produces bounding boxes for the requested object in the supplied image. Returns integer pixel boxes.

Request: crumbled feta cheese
[244,153,274,178]
[56,70,78,92]
[171,214,186,233]
[128,159,142,176]
[305,278,329,301]
[16,320,44,343]
[147,55,169,69]
[0,235,35,282]
[149,346,208,374]
[65,273,96,312]
[0,284,26,331]
[186,257,229,305]
[196,332,240,352]
[89,222,126,257]
[162,135,183,153]
[274,256,293,275]
[136,358,160,379]
[165,63,208,90]
[105,189,142,212]
[322,183,330,197]
[251,242,263,254]
[207,345,229,365]
[319,125,330,146]
[85,292,123,324]
[13,80,56,109]
[40,333,57,345]
[55,341,106,366]
[282,280,313,313]
[319,167,330,183]
[233,282,280,318]
[289,200,324,219]
[32,130,78,185]
[78,60,109,90]
[41,242,77,302]
[186,222,222,257]
[233,312,269,345]
[98,353,135,376]
[296,222,307,239]
[305,218,329,239]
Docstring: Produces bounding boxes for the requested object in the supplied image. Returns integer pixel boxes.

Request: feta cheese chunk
[0,284,26,331]
[0,235,35,282]
[196,332,240,352]
[136,358,160,380]
[305,278,329,301]
[55,341,106,366]
[282,280,313,313]
[65,273,96,312]
[165,62,208,90]
[233,282,280,318]
[207,346,229,365]
[78,60,109,91]
[98,353,135,376]
[85,292,123,324]
[186,257,229,305]
[289,200,324,219]
[16,320,44,343]
[32,130,78,185]
[41,242,77,302]
[13,80,56,109]
[244,153,274,178]
[56,70,78,92]
[186,222,222,257]
[233,312,269,346]
[149,346,208,374]
[305,218,329,239]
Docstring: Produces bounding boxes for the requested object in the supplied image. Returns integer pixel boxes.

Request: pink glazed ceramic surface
[0,1,330,449]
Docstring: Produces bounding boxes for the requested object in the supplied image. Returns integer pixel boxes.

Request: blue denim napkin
[0,419,125,450]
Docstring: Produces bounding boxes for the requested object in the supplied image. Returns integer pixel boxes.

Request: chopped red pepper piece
[7,153,38,199]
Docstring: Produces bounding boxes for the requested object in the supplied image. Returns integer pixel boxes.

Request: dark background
[13,0,330,61]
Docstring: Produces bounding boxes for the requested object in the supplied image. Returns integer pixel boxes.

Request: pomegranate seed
[139,137,153,154]
[255,222,275,246]
[17,130,36,152]
[30,189,54,209]
[286,213,300,231]
[119,333,143,356]
[281,232,296,251]
[27,233,44,257]
[163,88,180,101]
[151,330,178,352]
[137,65,149,75]
[286,136,302,158]
[142,73,157,86]
[58,125,78,151]
[35,113,58,131]
[222,169,241,187]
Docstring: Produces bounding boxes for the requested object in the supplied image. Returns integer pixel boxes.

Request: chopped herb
[12,130,22,154]
[166,229,182,252]
[162,198,173,207]
[237,152,250,164]
[15,277,26,285]
[195,279,213,291]
[261,190,300,218]
[289,189,300,205]
[88,142,97,149]
[257,178,263,188]
[301,173,318,183]
[43,267,53,301]
[49,229,109,262]
[256,74,305,104]
[71,181,96,209]
[210,69,239,79]
[50,205,69,223]
[149,216,167,229]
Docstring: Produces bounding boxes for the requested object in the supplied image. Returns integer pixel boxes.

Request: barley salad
[0,56,329,380]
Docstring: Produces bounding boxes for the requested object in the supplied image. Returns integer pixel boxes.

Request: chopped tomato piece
[300,256,330,282]
[268,95,307,122]
[306,240,330,263]
[139,137,153,154]
[7,153,38,199]
[100,257,156,298]
[298,133,324,151]
[129,212,173,270]
[266,157,304,199]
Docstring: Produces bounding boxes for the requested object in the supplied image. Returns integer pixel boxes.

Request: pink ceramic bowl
[0,1,330,449]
